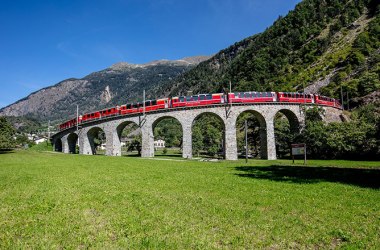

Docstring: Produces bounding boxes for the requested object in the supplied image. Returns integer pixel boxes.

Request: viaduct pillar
[182,122,192,159]
[61,134,69,154]
[141,122,154,157]
[79,129,93,155]
[265,119,276,160]
[105,127,121,156]
[225,116,238,160]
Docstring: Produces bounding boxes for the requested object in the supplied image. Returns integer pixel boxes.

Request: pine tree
[0,117,16,149]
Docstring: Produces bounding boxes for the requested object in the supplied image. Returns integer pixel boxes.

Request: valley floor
[0,150,379,248]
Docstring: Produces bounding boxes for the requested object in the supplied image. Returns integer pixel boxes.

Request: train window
[145,101,151,106]
[152,100,157,105]
[206,95,212,100]
[179,96,184,102]
[193,96,199,101]
[186,96,191,101]
[200,95,205,100]
[127,104,131,109]
[244,93,249,98]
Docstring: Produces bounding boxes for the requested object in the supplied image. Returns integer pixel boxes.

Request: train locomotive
[59,91,342,131]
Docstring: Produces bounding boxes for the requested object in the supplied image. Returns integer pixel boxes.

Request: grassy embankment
[0,149,379,248]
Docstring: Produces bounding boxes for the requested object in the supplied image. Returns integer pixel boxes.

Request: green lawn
[0,150,379,249]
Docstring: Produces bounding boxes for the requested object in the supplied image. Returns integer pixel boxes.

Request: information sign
[291,143,307,164]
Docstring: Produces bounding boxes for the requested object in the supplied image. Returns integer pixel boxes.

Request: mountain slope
[0,56,210,122]
[163,0,379,106]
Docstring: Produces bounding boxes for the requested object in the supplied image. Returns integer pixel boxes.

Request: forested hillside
[164,0,379,108]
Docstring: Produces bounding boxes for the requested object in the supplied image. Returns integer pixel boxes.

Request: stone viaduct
[51,104,342,160]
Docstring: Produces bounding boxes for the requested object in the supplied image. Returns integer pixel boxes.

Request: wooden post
[304,144,307,165]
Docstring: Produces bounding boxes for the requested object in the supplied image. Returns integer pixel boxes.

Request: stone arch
[67,133,78,154]
[275,109,301,133]
[235,109,268,159]
[116,120,141,156]
[151,115,183,157]
[152,115,182,129]
[87,127,106,155]
[54,138,63,152]
[192,111,226,158]
[273,109,302,159]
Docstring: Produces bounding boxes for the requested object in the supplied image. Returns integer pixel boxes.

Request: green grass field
[0,150,379,249]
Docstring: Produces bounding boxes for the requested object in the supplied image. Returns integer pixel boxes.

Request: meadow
[0,150,379,249]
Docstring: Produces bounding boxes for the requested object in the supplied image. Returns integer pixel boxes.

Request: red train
[58,92,342,131]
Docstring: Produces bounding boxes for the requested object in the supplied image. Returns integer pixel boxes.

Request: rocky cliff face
[0,56,210,122]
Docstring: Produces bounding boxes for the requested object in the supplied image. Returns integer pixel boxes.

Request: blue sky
[0,0,302,109]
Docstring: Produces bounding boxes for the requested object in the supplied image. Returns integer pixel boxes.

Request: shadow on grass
[122,154,141,158]
[0,149,14,154]
[235,165,380,189]
[155,153,183,158]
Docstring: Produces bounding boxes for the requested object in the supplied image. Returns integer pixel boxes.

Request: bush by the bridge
[296,105,380,160]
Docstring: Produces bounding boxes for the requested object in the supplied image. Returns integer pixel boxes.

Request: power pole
[229,81,232,109]
[303,82,306,105]
[346,91,349,110]
[143,89,146,117]
[76,105,79,131]
[340,86,344,110]
[245,120,248,163]
[48,120,50,138]
[47,120,51,146]
[77,104,80,152]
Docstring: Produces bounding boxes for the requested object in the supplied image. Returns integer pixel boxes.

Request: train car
[81,111,101,123]
[277,92,314,104]
[59,117,78,131]
[144,98,170,112]
[99,106,119,118]
[314,94,341,108]
[228,92,276,103]
[171,93,224,108]
[119,102,142,115]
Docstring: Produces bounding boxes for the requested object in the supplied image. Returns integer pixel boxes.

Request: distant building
[154,139,165,148]
[34,138,47,144]
[99,143,106,150]
[28,134,37,141]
